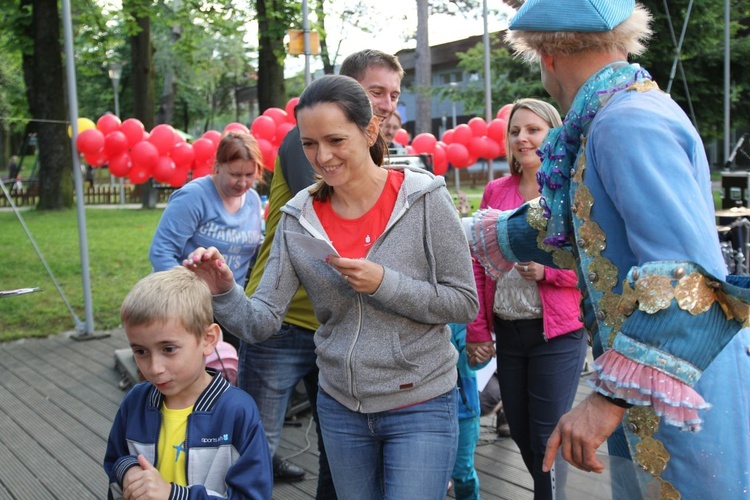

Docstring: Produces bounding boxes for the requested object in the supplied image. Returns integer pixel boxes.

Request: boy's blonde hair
[121,266,213,339]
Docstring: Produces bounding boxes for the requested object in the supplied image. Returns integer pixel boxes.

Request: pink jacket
[467,175,583,343]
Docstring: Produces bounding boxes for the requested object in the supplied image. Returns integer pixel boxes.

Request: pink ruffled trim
[588,350,710,432]
[469,209,514,279]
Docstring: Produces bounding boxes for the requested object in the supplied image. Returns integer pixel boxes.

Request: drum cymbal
[717,225,732,232]
[715,206,750,217]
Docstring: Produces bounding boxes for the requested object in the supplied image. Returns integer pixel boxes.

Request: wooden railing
[0,182,175,208]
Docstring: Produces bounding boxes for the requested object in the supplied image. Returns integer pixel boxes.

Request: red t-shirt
[314,170,405,258]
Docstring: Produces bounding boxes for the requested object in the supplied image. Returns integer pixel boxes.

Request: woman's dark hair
[295,75,388,201]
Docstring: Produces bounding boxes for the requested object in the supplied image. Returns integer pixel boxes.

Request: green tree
[19,0,73,209]
[442,34,550,116]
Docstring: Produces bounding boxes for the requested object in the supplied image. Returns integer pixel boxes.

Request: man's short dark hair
[339,49,404,82]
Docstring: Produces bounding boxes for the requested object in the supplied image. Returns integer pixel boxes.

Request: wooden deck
[0,329,596,500]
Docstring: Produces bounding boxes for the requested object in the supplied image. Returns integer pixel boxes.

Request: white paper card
[284,231,340,261]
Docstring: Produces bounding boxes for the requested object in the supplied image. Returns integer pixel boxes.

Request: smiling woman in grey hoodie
[185,75,479,499]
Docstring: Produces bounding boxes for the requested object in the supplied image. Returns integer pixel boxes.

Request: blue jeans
[238,322,336,500]
[452,416,480,500]
[317,386,459,500]
[494,317,587,500]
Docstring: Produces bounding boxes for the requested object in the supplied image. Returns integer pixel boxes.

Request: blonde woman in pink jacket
[467,99,586,500]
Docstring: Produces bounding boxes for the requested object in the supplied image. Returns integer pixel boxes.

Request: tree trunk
[415,0,432,135]
[256,0,286,112]
[124,0,156,207]
[21,0,72,210]
[315,0,335,75]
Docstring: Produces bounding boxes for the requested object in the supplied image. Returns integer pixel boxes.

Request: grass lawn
[0,208,163,342]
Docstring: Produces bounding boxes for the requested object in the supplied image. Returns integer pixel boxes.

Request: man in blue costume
[468,1,750,497]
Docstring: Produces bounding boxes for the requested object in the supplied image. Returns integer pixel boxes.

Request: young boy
[450,323,489,500]
[104,266,272,499]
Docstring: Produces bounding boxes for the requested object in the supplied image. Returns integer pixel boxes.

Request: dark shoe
[273,454,306,482]
[496,411,511,438]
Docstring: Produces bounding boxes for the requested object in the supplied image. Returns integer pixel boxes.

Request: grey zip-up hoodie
[213,165,479,413]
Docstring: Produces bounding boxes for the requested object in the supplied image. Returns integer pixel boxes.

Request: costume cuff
[588,349,709,432]
[468,208,515,279]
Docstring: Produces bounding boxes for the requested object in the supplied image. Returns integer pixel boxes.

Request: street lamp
[108,62,125,204]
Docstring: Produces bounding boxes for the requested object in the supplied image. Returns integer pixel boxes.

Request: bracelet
[602,394,633,409]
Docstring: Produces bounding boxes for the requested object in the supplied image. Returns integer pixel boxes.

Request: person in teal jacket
[450,323,489,500]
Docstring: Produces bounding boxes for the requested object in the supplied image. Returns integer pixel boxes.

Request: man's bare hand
[542,392,626,474]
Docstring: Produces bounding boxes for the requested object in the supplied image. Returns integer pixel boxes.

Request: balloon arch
[75,99,511,187]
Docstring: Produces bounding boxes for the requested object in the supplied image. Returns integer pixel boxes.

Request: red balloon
[411,133,437,154]
[224,122,250,134]
[406,145,417,155]
[97,113,121,136]
[173,131,186,144]
[256,138,277,171]
[469,136,489,160]
[441,129,454,145]
[128,162,151,184]
[202,130,222,147]
[192,138,216,167]
[251,115,276,142]
[496,103,513,121]
[84,150,108,167]
[103,131,129,159]
[148,124,177,156]
[394,129,409,146]
[275,122,295,147]
[285,97,300,123]
[171,142,195,170]
[108,153,132,178]
[153,156,176,183]
[168,166,190,187]
[497,140,506,158]
[452,124,473,146]
[487,118,507,145]
[130,140,160,172]
[192,164,213,179]
[76,129,105,156]
[446,143,471,168]
[263,107,288,126]
[485,137,501,159]
[433,144,448,176]
[468,117,488,137]
[121,118,145,148]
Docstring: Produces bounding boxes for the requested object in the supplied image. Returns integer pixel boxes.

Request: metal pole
[452,98,460,193]
[112,79,126,204]
[62,0,97,338]
[724,0,731,165]
[303,0,311,86]
[483,0,493,183]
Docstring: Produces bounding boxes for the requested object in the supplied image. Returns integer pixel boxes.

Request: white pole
[483,0,493,183]
[452,98,460,193]
[62,0,96,337]
[724,0,731,165]
[303,0,311,86]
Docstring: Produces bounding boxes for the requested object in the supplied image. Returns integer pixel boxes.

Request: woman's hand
[466,341,495,365]
[516,261,544,281]
[327,256,384,295]
[183,246,235,295]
